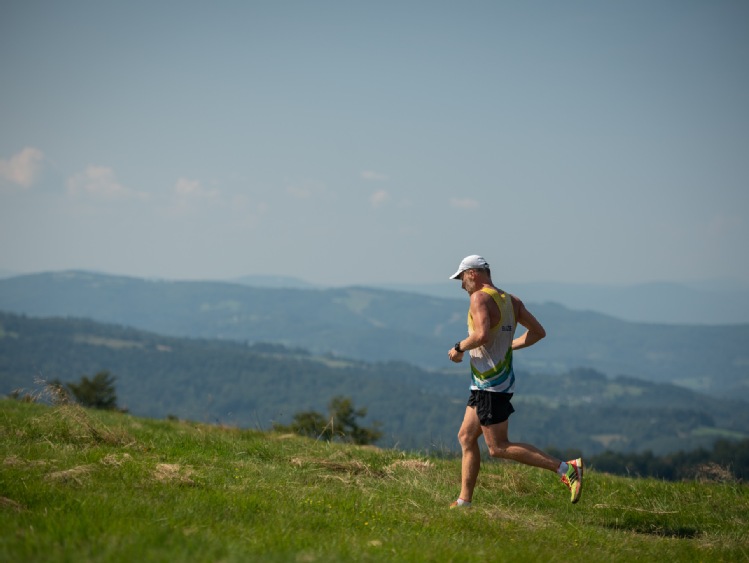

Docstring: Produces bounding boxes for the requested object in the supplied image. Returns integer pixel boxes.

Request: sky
[2,0,748,288]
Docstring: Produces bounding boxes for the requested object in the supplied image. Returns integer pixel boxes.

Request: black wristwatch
[454,341,464,353]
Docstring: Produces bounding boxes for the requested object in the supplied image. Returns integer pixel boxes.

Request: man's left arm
[512,298,546,350]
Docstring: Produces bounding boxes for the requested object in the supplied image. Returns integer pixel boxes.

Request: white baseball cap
[449,255,490,279]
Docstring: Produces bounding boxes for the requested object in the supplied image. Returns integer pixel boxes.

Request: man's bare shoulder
[468,287,493,310]
[470,289,490,303]
[471,286,496,300]
[509,293,527,319]
[509,293,524,306]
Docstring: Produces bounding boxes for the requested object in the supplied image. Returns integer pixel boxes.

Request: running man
[447,255,583,507]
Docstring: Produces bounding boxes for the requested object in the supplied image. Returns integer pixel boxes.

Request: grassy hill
[1,399,747,562]
[2,311,748,457]
[1,271,748,401]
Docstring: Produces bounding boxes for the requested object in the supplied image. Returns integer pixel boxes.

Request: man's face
[460,270,477,294]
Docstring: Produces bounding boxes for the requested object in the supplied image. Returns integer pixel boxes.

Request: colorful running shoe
[449,499,472,509]
[561,458,583,504]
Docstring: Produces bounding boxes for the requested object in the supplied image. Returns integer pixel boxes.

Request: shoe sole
[571,458,583,504]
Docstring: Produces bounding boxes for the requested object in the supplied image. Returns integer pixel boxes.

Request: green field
[1,399,747,562]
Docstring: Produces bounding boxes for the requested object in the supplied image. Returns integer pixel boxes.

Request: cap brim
[449,269,464,280]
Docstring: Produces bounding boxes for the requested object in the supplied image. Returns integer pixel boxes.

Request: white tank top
[467,287,516,393]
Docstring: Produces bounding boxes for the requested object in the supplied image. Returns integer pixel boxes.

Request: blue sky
[2,1,748,288]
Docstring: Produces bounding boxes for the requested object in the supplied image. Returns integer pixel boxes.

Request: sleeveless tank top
[467,287,517,393]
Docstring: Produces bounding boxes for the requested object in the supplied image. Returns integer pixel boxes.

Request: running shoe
[561,458,583,504]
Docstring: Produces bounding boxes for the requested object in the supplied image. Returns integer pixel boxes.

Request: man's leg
[457,406,483,502]
[481,419,560,472]
[484,419,585,503]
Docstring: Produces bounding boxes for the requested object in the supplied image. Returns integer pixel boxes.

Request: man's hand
[448,347,464,363]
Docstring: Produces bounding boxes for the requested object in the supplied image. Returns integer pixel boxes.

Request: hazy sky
[2,1,748,287]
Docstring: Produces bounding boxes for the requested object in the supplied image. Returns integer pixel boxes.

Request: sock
[455,498,471,507]
[557,462,569,477]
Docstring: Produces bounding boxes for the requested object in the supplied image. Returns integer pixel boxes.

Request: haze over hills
[1,271,747,402]
[235,275,749,326]
[3,269,748,325]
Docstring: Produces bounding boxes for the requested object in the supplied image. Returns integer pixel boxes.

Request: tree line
[550,440,749,482]
[596,439,749,481]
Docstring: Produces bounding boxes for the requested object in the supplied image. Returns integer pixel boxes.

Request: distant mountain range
[4,269,748,325]
[235,275,749,325]
[1,271,747,403]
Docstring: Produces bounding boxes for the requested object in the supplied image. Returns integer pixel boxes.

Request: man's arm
[448,291,493,363]
[512,297,546,350]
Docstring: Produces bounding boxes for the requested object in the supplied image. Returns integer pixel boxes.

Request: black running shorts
[467,390,515,426]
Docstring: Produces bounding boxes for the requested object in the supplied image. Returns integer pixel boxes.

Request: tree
[327,396,382,445]
[66,371,120,410]
[285,410,331,440]
[274,396,382,446]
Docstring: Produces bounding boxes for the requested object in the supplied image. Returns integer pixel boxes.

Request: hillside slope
[1,400,747,562]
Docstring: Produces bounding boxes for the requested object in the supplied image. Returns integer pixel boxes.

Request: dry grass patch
[0,496,25,512]
[31,404,135,447]
[100,453,132,467]
[3,455,50,468]
[290,456,378,476]
[386,459,433,473]
[3,454,25,467]
[153,463,195,485]
[46,464,96,485]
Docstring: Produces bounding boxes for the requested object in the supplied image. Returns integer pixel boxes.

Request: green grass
[1,399,748,562]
